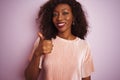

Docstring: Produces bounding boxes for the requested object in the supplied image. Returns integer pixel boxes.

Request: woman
[25,0,94,80]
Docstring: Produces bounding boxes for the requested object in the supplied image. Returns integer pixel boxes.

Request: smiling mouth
[56,22,66,28]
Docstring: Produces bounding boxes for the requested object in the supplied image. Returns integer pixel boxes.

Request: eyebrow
[54,8,70,12]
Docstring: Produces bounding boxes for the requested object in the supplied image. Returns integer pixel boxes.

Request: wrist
[34,47,43,57]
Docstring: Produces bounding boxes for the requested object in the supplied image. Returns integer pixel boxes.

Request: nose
[57,14,63,21]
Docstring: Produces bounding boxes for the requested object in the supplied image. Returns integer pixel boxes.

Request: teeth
[58,23,65,26]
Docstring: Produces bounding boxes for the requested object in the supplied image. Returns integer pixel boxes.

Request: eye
[62,12,69,15]
[53,12,58,17]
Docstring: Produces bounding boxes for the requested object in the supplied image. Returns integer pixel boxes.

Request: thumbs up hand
[37,32,53,55]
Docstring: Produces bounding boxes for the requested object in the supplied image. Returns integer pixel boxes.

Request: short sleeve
[28,37,40,61]
[28,37,44,69]
[81,42,94,78]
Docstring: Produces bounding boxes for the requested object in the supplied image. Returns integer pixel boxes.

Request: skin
[25,32,53,80]
[25,4,91,80]
[53,4,75,40]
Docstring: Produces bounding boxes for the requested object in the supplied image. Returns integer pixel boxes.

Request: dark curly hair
[37,0,89,40]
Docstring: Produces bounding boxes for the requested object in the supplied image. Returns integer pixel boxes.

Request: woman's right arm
[24,32,53,80]
[24,46,42,80]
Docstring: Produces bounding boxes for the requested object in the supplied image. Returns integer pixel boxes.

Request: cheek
[66,16,73,24]
[66,16,70,20]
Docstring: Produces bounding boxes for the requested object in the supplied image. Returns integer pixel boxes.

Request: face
[53,4,73,33]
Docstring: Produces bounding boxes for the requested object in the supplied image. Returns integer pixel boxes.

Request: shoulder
[78,38,90,48]
[34,37,40,47]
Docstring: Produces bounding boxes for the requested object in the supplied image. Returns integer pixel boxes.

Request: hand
[38,32,53,54]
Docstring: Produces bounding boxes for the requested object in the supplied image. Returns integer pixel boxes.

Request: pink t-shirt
[30,36,94,80]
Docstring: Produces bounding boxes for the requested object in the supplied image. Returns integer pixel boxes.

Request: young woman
[25,0,94,80]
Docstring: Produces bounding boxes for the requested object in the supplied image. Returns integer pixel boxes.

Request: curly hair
[37,0,89,40]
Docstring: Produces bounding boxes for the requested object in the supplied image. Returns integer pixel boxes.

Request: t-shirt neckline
[56,36,79,43]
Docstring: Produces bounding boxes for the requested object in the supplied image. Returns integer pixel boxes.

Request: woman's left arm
[82,76,91,80]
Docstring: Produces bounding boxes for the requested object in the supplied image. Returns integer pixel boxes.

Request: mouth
[56,22,66,28]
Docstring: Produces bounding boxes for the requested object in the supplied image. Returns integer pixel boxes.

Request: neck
[58,32,76,40]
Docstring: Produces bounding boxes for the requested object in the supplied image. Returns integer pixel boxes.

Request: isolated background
[0,0,120,80]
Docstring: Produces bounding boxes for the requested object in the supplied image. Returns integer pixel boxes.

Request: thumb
[38,32,44,41]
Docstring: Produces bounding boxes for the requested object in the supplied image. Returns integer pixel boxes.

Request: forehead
[54,4,72,12]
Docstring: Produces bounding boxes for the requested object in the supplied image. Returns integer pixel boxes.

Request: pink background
[0,0,120,80]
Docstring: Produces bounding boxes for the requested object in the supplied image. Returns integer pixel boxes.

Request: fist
[38,32,53,54]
